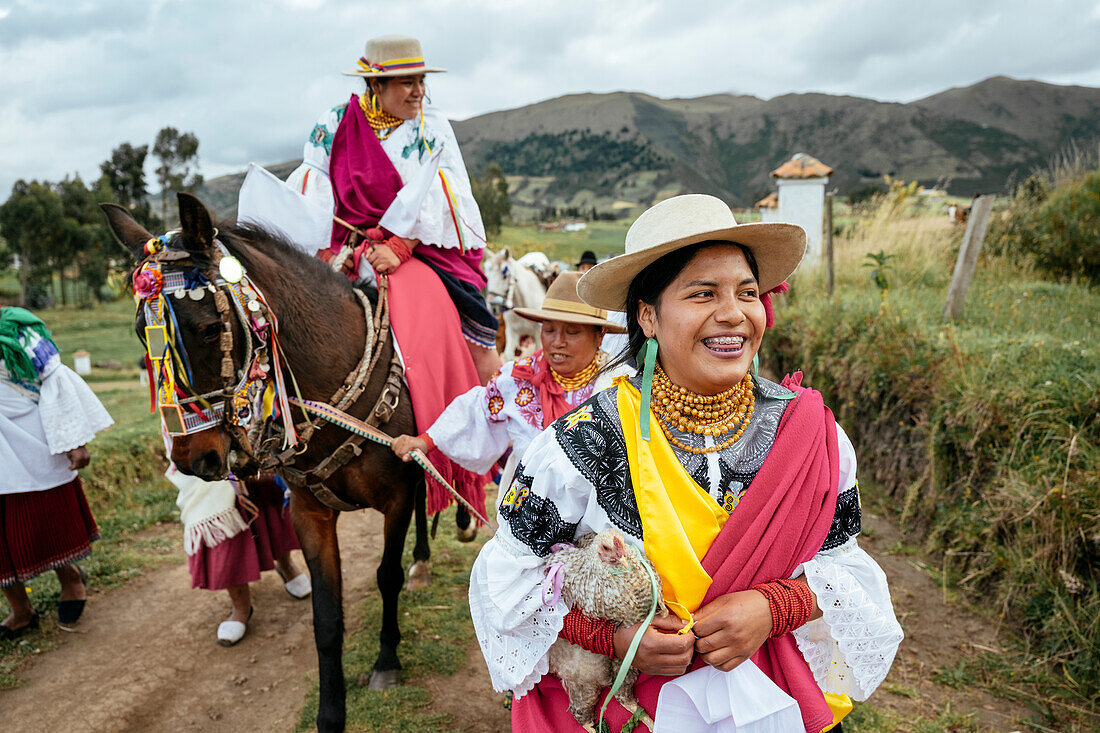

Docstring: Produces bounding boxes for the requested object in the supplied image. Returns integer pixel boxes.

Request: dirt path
[2,505,1037,732]
[0,510,394,732]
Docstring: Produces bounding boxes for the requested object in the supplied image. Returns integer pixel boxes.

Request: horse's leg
[455,503,478,542]
[290,491,346,733]
[407,478,431,591]
[370,487,415,690]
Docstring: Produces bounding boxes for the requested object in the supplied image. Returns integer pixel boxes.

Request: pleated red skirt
[187,477,300,591]
[0,478,100,588]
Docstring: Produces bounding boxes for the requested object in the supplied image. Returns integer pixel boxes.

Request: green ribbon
[0,307,58,384]
[639,337,658,442]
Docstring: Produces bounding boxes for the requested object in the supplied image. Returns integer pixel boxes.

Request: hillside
[196,76,1100,221]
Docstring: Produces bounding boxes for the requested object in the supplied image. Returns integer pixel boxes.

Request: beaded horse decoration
[132,230,297,451]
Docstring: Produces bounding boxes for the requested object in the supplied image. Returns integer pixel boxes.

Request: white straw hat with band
[343,35,447,77]
[577,194,806,312]
[513,272,627,332]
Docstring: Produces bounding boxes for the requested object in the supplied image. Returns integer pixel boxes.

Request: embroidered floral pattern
[500,470,578,557]
[485,376,506,421]
[516,387,535,407]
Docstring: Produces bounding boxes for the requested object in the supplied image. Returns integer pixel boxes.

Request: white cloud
[0,0,1098,196]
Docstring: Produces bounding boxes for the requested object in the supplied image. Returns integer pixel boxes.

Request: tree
[471,163,511,237]
[0,180,64,307]
[56,175,115,303]
[152,127,203,227]
[99,142,161,232]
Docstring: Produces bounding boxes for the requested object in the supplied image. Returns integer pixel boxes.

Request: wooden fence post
[824,192,834,296]
[944,194,995,321]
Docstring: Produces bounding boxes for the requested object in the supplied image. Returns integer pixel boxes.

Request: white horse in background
[484,248,548,359]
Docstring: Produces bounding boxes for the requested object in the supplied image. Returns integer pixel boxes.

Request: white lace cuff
[36,365,113,454]
[793,539,903,700]
[469,528,566,696]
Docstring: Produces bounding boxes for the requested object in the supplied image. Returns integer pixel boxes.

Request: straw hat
[577,194,806,311]
[513,273,627,332]
[343,35,446,77]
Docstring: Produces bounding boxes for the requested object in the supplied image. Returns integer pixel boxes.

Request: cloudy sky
[2,0,1099,197]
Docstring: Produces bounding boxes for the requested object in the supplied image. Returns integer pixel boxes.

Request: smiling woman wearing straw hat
[391,272,625,497]
[469,195,903,732]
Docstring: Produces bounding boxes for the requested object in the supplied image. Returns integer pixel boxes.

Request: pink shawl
[327,94,404,253]
[513,374,840,733]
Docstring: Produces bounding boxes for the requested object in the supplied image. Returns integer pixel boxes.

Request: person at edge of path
[286,34,501,526]
[468,194,904,732]
[0,307,113,638]
[286,34,501,384]
[390,272,626,500]
[162,456,311,647]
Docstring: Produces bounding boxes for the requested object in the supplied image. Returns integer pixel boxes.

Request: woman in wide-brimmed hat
[469,195,903,732]
[287,34,501,527]
[392,272,625,498]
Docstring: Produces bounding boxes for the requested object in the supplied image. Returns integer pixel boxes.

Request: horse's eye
[201,323,223,342]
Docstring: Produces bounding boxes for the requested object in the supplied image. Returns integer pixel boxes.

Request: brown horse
[103,193,434,732]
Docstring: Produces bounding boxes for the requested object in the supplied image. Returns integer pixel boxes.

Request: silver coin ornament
[219,256,245,284]
[188,288,206,301]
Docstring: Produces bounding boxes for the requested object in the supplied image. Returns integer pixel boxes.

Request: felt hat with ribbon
[343,35,447,77]
[577,194,805,312]
[513,272,626,332]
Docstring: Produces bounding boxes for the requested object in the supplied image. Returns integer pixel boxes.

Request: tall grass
[764,200,1100,728]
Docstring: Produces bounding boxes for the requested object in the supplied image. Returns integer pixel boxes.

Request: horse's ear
[501,247,511,260]
[100,203,154,261]
[177,192,215,253]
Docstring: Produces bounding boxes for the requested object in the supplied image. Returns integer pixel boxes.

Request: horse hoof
[369,668,400,690]
[456,525,478,543]
[407,561,431,590]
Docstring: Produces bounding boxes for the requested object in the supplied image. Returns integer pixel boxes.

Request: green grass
[763,203,1100,729]
[295,507,495,732]
[493,221,630,262]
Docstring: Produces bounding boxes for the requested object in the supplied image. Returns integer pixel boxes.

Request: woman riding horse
[469,195,904,731]
[391,272,625,497]
[287,34,500,522]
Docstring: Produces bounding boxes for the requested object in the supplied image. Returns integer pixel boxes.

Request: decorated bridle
[486,256,518,314]
[132,232,298,452]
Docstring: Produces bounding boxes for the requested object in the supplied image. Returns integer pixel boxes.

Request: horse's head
[483,247,515,316]
[102,193,253,480]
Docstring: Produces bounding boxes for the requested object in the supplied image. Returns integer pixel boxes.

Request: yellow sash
[616,379,727,623]
[617,378,853,728]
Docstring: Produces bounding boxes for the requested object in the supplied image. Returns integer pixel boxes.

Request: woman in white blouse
[468,195,903,732]
[391,272,626,495]
[0,307,112,638]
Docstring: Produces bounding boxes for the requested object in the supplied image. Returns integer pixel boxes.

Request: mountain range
[197,76,1100,221]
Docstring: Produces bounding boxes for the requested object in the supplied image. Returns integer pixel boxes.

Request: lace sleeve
[426,382,509,475]
[793,538,903,699]
[469,527,568,696]
[469,427,594,696]
[36,364,114,454]
[791,423,903,699]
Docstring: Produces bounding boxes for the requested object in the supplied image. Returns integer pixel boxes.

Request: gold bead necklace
[550,351,604,392]
[650,365,755,455]
[358,94,406,139]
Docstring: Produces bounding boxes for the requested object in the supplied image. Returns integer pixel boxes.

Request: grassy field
[764,200,1099,730]
[492,221,629,262]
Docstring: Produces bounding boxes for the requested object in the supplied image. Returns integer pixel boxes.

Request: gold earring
[370,92,379,114]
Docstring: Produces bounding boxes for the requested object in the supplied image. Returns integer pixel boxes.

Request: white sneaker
[283,573,312,600]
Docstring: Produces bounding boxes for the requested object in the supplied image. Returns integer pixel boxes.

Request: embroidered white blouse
[0,328,113,495]
[468,376,903,705]
[287,102,485,253]
[426,356,595,476]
